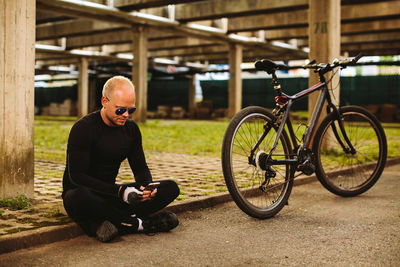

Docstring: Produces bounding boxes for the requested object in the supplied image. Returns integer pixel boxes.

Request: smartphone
[144,182,160,191]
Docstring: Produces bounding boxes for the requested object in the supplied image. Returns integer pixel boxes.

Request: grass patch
[16,217,38,224]
[41,206,64,218]
[4,227,32,235]
[0,223,12,229]
[139,119,229,156]
[32,217,71,228]
[0,194,30,210]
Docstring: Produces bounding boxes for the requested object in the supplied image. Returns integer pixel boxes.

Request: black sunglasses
[105,96,136,115]
[115,107,136,115]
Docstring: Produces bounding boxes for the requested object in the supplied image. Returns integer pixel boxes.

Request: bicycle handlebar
[303,53,363,75]
[255,53,363,76]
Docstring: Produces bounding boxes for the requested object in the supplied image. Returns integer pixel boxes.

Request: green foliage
[42,206,64,218]
[0,194,30,210]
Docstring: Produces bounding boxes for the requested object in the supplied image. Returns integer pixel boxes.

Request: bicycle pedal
[297,163,315,175]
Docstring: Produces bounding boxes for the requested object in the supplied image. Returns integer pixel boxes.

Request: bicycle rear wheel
[313,106,387,197]
[222,106,293,219]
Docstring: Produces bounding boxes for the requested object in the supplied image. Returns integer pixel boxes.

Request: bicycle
[221,54,387,219]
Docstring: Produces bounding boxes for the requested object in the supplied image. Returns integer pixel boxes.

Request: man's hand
[140,186,157,202]
[123,186,143,205]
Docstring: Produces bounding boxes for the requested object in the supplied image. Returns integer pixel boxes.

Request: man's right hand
[123,187,143,205]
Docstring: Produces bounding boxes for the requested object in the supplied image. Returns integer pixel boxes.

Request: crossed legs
[63,180,180,237]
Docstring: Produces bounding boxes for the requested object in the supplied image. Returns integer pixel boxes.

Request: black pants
[62,180,180,236]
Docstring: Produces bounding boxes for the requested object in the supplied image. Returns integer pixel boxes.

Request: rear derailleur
[254,151,276,192]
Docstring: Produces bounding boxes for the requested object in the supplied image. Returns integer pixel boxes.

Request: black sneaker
[96,220,118,242]
[142,211,179,234]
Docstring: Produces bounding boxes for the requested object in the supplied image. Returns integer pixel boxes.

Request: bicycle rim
[316,109,386,195]
[224,110,292,218]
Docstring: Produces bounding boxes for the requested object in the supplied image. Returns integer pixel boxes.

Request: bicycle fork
[327,104,357,155]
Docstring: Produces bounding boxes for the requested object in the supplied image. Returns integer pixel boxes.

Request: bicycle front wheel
[313,106,387,197]
[222,106,293,219]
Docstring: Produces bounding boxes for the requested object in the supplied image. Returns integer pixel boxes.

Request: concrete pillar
[88,76,97,113]
[132,26,148,123]
[188,74,196,118]
[228,44,243,118]
[308,0,341,121]
[78,57,89,117]
[0,0,35,199]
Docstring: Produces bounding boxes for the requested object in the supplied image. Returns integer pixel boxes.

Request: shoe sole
[96,220,118,242]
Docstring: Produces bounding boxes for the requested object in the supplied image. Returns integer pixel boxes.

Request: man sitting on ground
[62,76,180,242]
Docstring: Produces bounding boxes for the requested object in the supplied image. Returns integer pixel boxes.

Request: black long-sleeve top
[62,110,152,198]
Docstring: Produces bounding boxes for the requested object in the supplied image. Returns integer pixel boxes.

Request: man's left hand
[139,186,157,201]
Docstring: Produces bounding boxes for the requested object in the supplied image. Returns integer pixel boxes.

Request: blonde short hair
[102,76,135,98]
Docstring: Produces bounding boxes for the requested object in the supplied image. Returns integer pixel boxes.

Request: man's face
[102,82,136,127]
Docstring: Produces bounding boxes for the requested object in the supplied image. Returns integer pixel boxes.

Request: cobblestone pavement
[0,152,226,236]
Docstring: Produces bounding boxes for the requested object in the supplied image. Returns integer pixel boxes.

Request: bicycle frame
[252,78,356,168]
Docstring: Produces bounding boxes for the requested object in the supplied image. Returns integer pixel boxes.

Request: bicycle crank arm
[267,158,298,165]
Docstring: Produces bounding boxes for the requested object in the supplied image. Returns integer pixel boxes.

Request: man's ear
[101,96,108,108]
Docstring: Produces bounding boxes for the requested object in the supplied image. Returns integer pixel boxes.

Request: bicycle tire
[313,106,387,197]
[222,106,294,219]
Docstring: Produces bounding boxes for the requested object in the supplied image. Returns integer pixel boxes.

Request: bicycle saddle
[255,59,288,74]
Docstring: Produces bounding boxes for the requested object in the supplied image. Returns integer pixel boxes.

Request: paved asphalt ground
[0,164,399,266]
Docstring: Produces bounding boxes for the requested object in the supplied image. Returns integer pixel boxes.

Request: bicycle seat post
[271,72,282,96]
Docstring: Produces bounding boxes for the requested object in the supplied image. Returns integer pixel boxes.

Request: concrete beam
[101,40,213,55]
[342,41,400,56]
[65,29,215,50]
[35,44,133,62]
[66,30,218,50]
[36,58,80,67]
[342,18,400,35]
[228,10,308,33]
[36,19,129,40]
[341,1,400,22]
[113,0,203,10]
[36,10,73,25]
[341,32,400,45]
[177,49,304,64]
[264,18,400,41]
[227,1,400,33]
[66,29,134,49]
[37,20,180,41]
[148,44,227,58]
[175,0,308,22]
